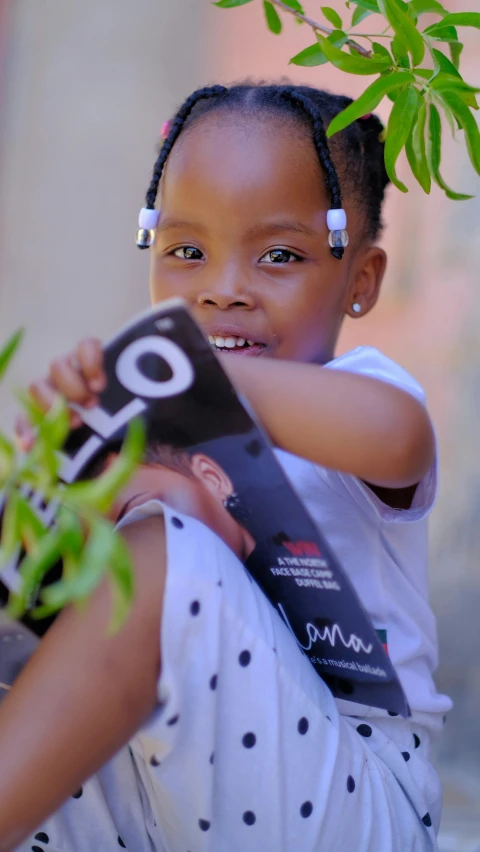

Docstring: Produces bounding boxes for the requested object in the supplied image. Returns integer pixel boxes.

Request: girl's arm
[19,339,434,491]
[224,357,435,490]
[0,516,165,852]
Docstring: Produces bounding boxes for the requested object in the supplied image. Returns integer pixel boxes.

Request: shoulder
[326,347,426,406]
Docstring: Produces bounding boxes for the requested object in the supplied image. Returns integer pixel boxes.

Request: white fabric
[18,501,442,852]
[275,346,452,726]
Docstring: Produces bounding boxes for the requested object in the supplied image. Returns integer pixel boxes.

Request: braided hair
[143,83,390,260]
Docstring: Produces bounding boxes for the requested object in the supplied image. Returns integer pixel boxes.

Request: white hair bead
[138,207,159,230]
[326,208,347,231]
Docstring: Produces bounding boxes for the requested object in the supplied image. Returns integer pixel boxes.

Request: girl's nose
[197,286,256,310]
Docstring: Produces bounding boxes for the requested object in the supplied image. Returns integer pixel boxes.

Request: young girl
[1,83,452,852]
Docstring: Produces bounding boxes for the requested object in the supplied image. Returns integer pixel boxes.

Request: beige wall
[0,0,206,427]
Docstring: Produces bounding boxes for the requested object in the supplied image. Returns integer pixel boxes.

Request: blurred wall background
[1,1,479,847]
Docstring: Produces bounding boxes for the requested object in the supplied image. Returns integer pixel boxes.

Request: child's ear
[346,246,387,319]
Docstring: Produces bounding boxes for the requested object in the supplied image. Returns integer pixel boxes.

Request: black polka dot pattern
[422,813,432,827]
[357,724,372,738]
[31,846,43,852]
[210,752,214,765]
[402,751,410,762]
[72,787,83,799]
[347,775,355,793]
[199,819,210,832]
[300,801,313,818]
[34,833,49,844]
[171,517,184,529]
[414,733,421,748]
[190,600,200,616]
[242,732,256,748]
[167,714,180,726]
[388,711,398,717]
[118,838,126,848]
[239,650,251,667]
[243,810,256,825]
[298,717,309,735]
[150,754,161,767]
[209,674,217,690]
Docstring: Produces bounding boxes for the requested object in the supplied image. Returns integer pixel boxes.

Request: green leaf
[348,0,380,11]
[408,0,446,17]
[377,0,425,66]
[384,85,420,190]
[291,43,328,65]
[328,28,349,48]
[321,6,343,28]
[438,12,480,30]
[0,329,23,382]
[213,0,253,6]
[316,32,392,74]
[328,72,415,135]
[281,0,304,10]
[426,103,473,198]
[351,5,372,25]
[391,34,411,67]
[0,489,21,565]
[449,41,463,70]
[430,73,479,110]
[424,23,459,42]
[40,517,115,609]
[372,41,392,59]
[6,525,65,618]
[405,100,431,192]
[441,91,480,175]
[264,1,282,33]
[0,433,15,481]
[432,47,461,79]
[290,30,350,66]
[65,416,145,514]
[106,535,135,634]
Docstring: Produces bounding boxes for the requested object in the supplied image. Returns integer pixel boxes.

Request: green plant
[0,331,144,632]
[214,0,480,198]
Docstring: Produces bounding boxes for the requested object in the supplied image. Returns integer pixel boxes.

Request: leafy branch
[0,331,144,632]
[214,0,480,198]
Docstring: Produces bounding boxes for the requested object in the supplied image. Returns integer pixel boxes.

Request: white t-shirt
[275,346,452,729]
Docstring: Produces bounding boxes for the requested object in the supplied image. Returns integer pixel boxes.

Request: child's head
[139,83,390,364]
[98,442,256,560]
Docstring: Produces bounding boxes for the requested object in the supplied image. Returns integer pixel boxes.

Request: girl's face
[150,114,386,364]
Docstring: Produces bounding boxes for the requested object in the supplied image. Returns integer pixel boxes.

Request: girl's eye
[173,246,204,260]
[259,249,300,264]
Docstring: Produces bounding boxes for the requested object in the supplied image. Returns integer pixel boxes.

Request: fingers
[15,414,35,453]
[15,338,106,449]
[48,338,105,405]
[76,338,106,394]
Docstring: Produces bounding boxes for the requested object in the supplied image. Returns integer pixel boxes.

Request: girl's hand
[15,338,106,452]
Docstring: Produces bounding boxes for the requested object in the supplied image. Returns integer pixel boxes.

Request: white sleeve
[325,347,438,524]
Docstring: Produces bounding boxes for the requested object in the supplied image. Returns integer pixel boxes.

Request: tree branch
[269,0,372,57]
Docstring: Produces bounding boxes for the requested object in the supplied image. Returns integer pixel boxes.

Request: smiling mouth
[207,334,266,355]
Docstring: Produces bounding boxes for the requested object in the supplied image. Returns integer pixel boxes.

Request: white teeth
[208,334,254,349]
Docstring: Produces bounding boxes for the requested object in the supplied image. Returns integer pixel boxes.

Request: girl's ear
[190,453,234,503]
[346,246,387,319]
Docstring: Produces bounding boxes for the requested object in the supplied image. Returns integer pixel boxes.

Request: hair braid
[275,86,345,259]
[145,85,227,210]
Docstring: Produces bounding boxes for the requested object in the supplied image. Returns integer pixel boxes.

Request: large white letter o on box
[115,336,194,398]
